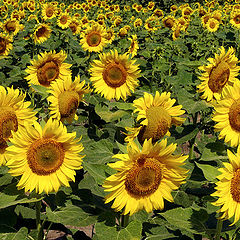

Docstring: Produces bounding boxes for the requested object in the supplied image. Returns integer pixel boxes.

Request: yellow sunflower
[230,10,240,29]
[80,23,108,52]
[33,23,51,44]
[57,12,71,29]
[206,18,220,32]
[127,35,139,58]
[68,17,81,35]
[127,91,185,144]
[0,34,12,58]
[0,86,36,166]
[197,46,240,102]
[25,50,72,88]
[162,15,176,29]
[105,27,115,44]
[103,139,188,215]
[47,76,90,123]
[42,3,57,20]
[212,146,240,225]
[2,18,22,36]
[6,118,84,194]
[89,50,140,101]
[212,80,240,147]
[134,18,143,28]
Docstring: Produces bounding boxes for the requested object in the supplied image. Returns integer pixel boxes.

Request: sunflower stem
[36,199,43,240]
[121,214,129,228]
[215,218,223,240]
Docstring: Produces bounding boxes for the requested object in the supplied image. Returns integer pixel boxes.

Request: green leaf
[15,205,44,220]
[30,84,49,99]
[195,162,220,182]
[95,104,127,122]
[46,205,98,227]
[0,227,28,240]
[94,220,142,240]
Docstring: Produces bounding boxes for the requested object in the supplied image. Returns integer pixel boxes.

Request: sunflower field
[3,0,240,239]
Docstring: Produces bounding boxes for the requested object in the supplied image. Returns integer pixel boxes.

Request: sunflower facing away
[33,23,52,44]
[126,91,185,144]
[212,147,240,225]
[89,50,140,101]
[197,46,240,102]
[80,23,108,52]
[212,80,240,147]
[103,139,188,215]
[25,50,72,88]
[6,118,84,194]
[47,76,90,123]
[0,86,36,166]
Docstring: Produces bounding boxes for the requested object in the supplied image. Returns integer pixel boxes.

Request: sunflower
[2,18,22,36]
[6,118,84,194]
[47,76,90,123]
[80,23,108,52]
[127,34,139,58]
[197,46,240,102]
[230,10,240,29]
[172,23,183,41]
[89,50,140,101]
[147,1,155,11]
[0,34,12,58]
[25,50,72,88]
[33,23,51,44]
[211,147,240,225]
[145,16,158,32]
[162,15,176,29]
[129,91,185,144]
[0,86,36,166]
[57,12,71,29]
[103,139,188,215]
[105,27,115,44]
[206,18,220,32]
[134,18,143,28]
[212,80,240,147]
[42,3,56,20]
[68,17,81,35]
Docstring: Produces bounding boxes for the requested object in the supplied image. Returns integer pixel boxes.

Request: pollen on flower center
[37,61,59,86]
[229,99,240,132]
[6,21,16,32]
[36,26,47,38]
[86,31,101,47]
[230,168,240,202]
[139,106,171,143]
[60,16,68,24]
[103,62,127,88]
[58,91,79,119]
[0,139,8,154]
[27,138,65,175]
[0,38,6,54]
[208,61,230,93]
[46,8,54,17]
[0,107,18,141]
[125,157,162,197]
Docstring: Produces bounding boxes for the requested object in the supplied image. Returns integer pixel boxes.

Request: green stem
[36,200,43,240]
[121,214,129,228]
[215,218,223,240]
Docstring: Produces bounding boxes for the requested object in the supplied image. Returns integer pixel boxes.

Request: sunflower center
[0,139,8,154]
[46,7,54,18]
[86,31,101,47]
[229,99,240,132]
[60,15,68,24]
[230,168,240,202]
[0,37,7,54]
[0,107,18,141]
[208,61,230,93]
[138,106,171,143]
[209,21,216,29]
[125,157,162,197]
[58,91,79,120]
[37,61,59,86]
[234,16,240,24]
[36,26,47,38]
[6,21,16,32]
[27,138,64,175]
[103,62,127,88]
[165,19,174,28]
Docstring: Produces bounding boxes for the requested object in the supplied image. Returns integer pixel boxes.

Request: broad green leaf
[30,84,48,99]
[94,220,142,240]
[195,162,220,182]
[0,227,28,240]
[46,205,98,227]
